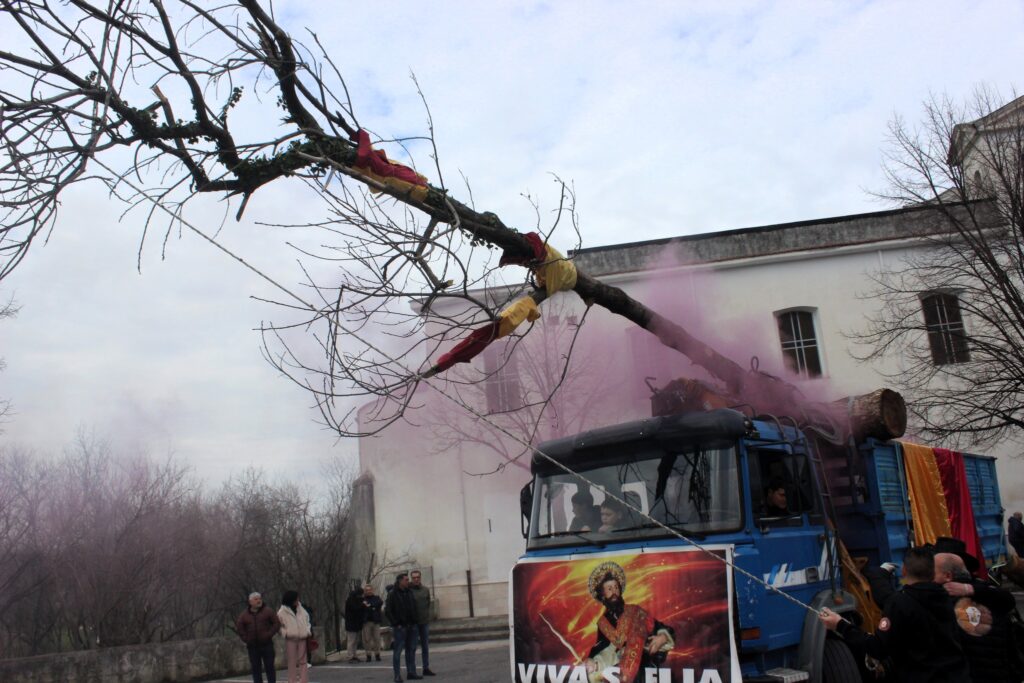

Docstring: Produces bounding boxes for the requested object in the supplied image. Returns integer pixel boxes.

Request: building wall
[358,217,1024,618]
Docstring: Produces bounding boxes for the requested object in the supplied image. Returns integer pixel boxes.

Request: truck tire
[821,638,861,683]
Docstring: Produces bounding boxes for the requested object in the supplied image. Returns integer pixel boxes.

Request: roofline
[569,202,938,257]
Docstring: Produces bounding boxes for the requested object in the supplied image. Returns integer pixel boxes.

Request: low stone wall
[0,629,325,683]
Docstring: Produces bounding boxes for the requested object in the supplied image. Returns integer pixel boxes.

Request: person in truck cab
[569,490,602,532]
[598,498,628,532]
[763,478,790,517]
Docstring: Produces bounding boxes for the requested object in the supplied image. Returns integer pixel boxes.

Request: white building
[352,106,1024,619]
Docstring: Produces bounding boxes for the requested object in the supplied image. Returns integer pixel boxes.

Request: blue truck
[510,408,1004,683]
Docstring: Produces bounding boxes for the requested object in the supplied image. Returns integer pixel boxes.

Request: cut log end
[836,388,907,441]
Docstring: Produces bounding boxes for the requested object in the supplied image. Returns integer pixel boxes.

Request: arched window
[775,309,823,378]
[920,292,969,365]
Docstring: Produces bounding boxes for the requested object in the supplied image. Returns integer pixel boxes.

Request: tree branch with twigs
[0,0,815,442]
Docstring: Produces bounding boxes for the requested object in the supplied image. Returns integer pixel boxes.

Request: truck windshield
[529,444,741,543]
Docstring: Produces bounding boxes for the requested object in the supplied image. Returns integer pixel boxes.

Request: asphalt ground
[207,640,511,683]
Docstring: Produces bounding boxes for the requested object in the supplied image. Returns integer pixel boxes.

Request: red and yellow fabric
[429,297,541,374]
[535,243,577,295]
[899,442,952,546]
[933,448,987,578]
[427,233,574,377]
[498,232,577,295]
[497,296,541,338]
[350,129,429,202]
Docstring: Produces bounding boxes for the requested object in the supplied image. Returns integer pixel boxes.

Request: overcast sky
[2,0,1024,486]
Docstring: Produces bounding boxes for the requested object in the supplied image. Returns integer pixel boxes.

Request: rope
[92,161,833,621]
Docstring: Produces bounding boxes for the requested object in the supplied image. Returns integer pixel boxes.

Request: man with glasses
[409,571,435,676]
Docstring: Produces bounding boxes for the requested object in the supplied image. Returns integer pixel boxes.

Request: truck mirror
[519,482,533,538]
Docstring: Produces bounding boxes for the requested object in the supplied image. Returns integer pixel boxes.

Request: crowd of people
[234,570,435,683]
[819,535,1023,682]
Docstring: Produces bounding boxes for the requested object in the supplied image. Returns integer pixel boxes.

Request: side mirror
[520,482,533,539]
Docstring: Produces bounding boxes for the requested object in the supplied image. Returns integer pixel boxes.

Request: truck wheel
[822,638,861,683]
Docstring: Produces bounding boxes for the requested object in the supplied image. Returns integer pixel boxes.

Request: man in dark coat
[820,547,970,682]
[1008,511,1024,557]
[935,540,1022,683]
[344,587,365,662]
[384,573,421,682]
[235,591,281,683]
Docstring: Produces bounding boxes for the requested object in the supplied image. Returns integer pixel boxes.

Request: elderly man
[934,540,1021,683]
[360,584,384,662]
[235,591,281,683]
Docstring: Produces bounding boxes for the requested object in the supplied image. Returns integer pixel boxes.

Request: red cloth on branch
[933,447,987,578]
[352,129,427,187]
[498,231,546,267]
[433,321,501,373]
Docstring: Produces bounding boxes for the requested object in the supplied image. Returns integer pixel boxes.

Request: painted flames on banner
[511,548,734,683]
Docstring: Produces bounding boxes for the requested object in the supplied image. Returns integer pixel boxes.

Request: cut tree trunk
[834,388,907,441]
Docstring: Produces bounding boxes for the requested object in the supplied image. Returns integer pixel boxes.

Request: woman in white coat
[277,590,312,683]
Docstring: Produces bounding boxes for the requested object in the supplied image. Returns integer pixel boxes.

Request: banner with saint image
[509,546,740,683]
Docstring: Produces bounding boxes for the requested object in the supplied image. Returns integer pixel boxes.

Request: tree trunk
[834,389,907,441]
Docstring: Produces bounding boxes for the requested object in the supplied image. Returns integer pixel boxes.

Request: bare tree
[0,295,17,428]
[855,87,1024,447]
[0,0,808,441]
[0,436,356,657]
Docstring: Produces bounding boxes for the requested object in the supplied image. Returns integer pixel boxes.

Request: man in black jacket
[935,542,1021,683]
[344,587,365,662]
[385,573,421,682]
[820,547,970,682]
[1009,512,1024,557]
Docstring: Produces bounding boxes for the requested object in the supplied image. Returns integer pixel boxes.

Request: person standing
[361,583,384,662]
[409,570,435,676]
[343,587,364,662]
[277,590,312,683]
[235,592,281,683]
[935,543,1022,683]
[820,547,969,682]
[385,572,421,682]
[1008,511,1024,557]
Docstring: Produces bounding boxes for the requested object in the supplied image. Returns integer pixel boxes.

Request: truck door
[741,444,831,648]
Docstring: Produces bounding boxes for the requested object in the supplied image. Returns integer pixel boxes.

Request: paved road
[208,640,511,683]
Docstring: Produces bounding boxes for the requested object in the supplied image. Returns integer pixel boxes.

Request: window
[528,444,742,543]
[920,292,969,365]
[748,448,819,523]
[775,309,823,378]
[482,343,521,413]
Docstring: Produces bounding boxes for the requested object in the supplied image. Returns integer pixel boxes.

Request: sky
[2,0,1024,487]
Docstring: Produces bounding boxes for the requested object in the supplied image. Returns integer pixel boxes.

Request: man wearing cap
[235,591,282,683]
[583,561,675,683]
[820,546,969,682]
[934,537,1021,683]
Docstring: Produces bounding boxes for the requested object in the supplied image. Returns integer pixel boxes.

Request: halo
[588,561,627,600]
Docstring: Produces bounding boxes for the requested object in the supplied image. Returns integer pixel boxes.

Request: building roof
[569,203,945,277]
[949,94,1024,166]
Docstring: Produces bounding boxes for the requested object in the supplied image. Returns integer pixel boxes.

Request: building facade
[351,201,1022,618]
